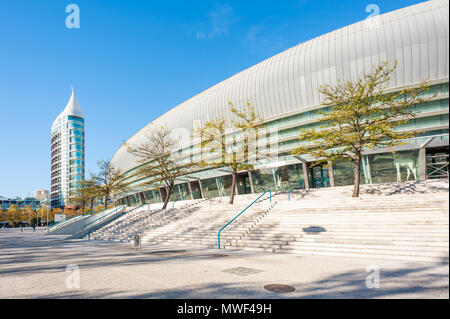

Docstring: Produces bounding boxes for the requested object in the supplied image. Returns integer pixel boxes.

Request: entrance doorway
[310,164,330,188]
[190,181,203,199]
[426,147,449,179]
[237,173,252,195]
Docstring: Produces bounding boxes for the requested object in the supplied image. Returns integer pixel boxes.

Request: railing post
[218,232,221,249]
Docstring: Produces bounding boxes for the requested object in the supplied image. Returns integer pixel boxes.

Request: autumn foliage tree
[38,206,48,225]
[6,205,22,227]
[68,179,99,214]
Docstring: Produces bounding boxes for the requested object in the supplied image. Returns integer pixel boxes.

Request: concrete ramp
[47,206,125,235]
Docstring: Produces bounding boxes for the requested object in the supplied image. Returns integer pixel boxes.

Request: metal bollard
[134,234,141,253]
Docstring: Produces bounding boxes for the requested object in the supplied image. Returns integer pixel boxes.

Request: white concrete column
[420,148,427,180]
[197,180,205,199]
[327,161,335,187]
[301,161,310,190]
[187,182,194,200]
[248,171,255,193]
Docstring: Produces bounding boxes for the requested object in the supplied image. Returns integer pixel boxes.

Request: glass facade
[364,150,420,184]
[310,164,330,188]
[51,93,85,209]
[114,83,448,206]
[201,177,221,199]
[333,150,421,186]
[333,161,355,187]
[143,190,162,204]
[190,181,203,200]
[252,169,277,193]
[252,164,304,193]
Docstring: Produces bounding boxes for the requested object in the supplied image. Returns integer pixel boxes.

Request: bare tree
[126,125,195,210]
[91,160,129,210]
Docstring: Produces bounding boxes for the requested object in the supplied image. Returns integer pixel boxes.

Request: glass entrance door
[190,181,203,199]
[311,164,330,188]
[237,173,252,194]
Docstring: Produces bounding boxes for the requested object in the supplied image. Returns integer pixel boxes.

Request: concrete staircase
[90,199,208,242]
[89,179,448,263]
[228,180,449,262]
[141,194,277,248]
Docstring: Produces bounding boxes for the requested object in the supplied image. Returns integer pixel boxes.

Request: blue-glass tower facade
[51,88,85,209]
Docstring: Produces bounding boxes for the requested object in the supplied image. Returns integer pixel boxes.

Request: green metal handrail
[83,207,106,216]
[86,203,148,240]
[217,189,271,249]
[172,193,193,209]
[82,206,125,230]
[288,179,305,201]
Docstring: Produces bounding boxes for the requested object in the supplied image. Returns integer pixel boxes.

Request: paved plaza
[0,230,448,299]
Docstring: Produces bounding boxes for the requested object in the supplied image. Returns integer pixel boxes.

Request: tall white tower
[51,87,85,209]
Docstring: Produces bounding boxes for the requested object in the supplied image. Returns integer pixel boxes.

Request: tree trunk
[81,202,86,215]
[162,184,173,210]
[352,153,361,198]
[229,169,237,205]
[104,196,109,210]
[90,199,95,214]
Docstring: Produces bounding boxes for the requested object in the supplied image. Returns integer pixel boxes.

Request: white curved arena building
[112,0,449,206]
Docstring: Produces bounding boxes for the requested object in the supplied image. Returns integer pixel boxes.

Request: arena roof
[111,0,449,173]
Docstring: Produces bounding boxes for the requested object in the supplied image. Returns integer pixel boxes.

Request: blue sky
[0,0,424,198]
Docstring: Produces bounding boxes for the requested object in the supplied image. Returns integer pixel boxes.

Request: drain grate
[213,254,229,257]
[264,284,295,293]
[222,267,263,276]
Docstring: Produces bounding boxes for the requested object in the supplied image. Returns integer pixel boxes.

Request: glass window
[364,150,420,184]
[70,167,83,174]
[69,123,83,129]
[332,150,420,186]
[68,116,84,123]
[144,190,161,204]
[201,177,220,198]
[70,152,83,158]
[70,175,82,181]
[333,161,355,187]
[170,184,189,200]
[70,144,83,151]
[272,164,304,191]
[252,168,277,193]
[71,137,83,144]
[189,181,203,199]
